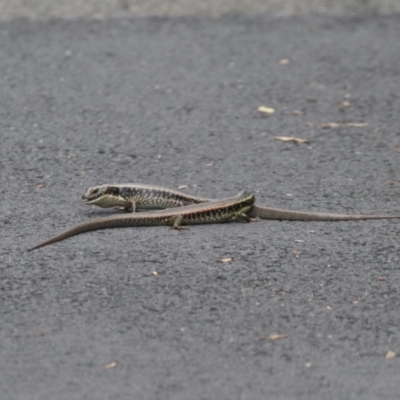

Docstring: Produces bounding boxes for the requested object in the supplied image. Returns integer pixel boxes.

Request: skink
[29,191,254,251]
[83,183,400,221]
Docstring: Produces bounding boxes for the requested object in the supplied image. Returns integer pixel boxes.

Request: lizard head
[82,185,126,208]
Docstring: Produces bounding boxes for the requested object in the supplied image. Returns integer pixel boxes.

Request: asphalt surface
[1,12,400,400]
[1,0,400,20]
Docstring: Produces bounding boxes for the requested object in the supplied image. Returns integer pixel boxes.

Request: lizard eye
[83,187,100,199]
[99,186,113,195]
[99,186,118,196]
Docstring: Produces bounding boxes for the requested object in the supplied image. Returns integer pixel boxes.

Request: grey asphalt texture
[2,0,400,20]
[1,12,400,400]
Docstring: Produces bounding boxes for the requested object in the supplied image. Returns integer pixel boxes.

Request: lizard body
[29,191,254,251]
[83,183,400,221]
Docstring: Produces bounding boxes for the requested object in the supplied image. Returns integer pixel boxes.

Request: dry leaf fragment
[321,122,368,129]
[292,251,302,257]
[104,362,117,369]
[386,350,396,359]
[345,123,368,127]
[321,122,341,129]
[259,333,287,341]
[218,257,232,263]
[178,185,188,189]
[152,271,158,276]
[272,136,309,144]
[267,333,287,341]
[258,106,275,114]
[377,277,385,281]
[36,183,45,189]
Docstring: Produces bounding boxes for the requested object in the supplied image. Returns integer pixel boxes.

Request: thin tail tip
[28,243,45,251]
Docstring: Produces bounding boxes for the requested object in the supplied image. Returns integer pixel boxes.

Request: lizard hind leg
[236,212,258,223]
[171,215,189,230]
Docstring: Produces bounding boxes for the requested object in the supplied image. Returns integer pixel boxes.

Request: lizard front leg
[114,200,137,213]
